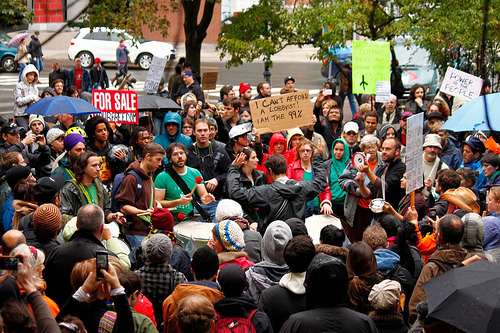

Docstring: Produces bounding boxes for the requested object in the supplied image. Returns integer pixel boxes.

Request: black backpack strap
[428,259,455,273]
[166,167,213,222]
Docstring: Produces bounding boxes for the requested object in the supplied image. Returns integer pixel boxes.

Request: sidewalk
[9,30,321,63]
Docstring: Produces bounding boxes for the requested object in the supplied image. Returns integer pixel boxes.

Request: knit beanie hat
[368,279,401,311]
[215,199,244,222]
[33,204,62,235]
[28,114,45,128]
[64,133,85,152]
[46,128,65,145]
[151,207,174,232]
[5,165,31,189]
[217,264,246,297]
[215,220,245,251]
[239,82,251,95]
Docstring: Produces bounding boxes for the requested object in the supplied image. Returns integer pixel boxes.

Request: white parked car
[68,27,176,70]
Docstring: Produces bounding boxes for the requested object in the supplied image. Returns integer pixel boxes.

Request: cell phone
[428,208,437,219]
[36,135,43,141]
[95,251,108,280]
[323,89,332,96]
[0,256,22,270]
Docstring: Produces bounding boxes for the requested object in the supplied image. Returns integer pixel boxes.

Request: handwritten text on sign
[249,90,312,134]
[440,67,483,100]
[92,90,138,124]
[352,41,390,95]
[405,112,424,194]
[143,56,167,93]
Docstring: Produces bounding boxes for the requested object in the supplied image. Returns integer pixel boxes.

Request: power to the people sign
[92,90,138,124]
[352,41,391,95]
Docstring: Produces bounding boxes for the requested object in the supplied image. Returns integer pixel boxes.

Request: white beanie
[28,114,45,128]
[46,128,65,145]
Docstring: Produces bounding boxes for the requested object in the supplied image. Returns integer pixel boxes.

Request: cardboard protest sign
[352,41,390,94]
[405,112,424,194]
[202,72,218,90]
[143,56,167,93]
[92,90,138,124]
[440,67,483,100]
[249,90,312,134]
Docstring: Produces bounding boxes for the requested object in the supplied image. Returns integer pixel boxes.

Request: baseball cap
[401,111,413,120]
[183,70,193,76]
[229,123,252,139]
[34,31,40,35]
[1,122,22,134]
[284,76,295,84]
[33,174,65,203]
[343,121,359,134]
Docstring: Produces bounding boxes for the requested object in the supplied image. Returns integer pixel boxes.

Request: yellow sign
[249,90,312,134]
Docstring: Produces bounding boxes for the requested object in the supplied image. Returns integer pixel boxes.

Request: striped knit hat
[215,220,245,251]
[33,204,62,235]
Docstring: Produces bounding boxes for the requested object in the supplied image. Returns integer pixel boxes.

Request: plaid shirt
[136,263,187,308]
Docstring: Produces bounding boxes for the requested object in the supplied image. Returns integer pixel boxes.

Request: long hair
[73,151,98,183]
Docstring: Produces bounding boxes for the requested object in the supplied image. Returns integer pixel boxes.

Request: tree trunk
[181,0,217,73]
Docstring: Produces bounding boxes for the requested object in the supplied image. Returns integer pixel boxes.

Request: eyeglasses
[346,131,357,136]
[299,149,312,154]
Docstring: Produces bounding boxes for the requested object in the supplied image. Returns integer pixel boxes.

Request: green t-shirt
[155,167,204,216]
[83,184,98,205]
[303,170,320,208]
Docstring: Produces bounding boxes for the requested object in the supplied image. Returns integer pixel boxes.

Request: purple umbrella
[7,32,30,48]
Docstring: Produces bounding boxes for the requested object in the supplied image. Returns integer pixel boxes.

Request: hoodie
[259,132,295,182]
[246,221,292,302]
[327,138,350,204]
[374,249,400,271]
[153,112,192,163]
[13,64,39,116]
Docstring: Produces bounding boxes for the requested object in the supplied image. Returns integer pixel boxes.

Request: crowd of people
[0,51,499,333]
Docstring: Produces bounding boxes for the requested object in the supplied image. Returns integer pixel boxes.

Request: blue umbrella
[24,96,101,116]
[440,92,500,132]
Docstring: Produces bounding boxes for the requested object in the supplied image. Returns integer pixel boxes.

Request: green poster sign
[352,41,390,94]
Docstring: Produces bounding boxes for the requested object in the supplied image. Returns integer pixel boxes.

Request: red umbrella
[7,32,30,48]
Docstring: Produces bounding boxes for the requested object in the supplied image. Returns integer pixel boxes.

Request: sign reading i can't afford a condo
[92,90,138,124]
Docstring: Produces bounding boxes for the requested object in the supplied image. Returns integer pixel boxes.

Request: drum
[305,215,343,244]
[106,238,131,255]
[174,221,216,257]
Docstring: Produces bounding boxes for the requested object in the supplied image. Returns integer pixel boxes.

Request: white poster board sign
[375,81,391,103]
[440,67,483,100]
[143,56,168,93]
[405,112,424,194]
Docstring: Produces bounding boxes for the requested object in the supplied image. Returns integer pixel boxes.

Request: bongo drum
[174,220,215,257]
[305,215,343,244]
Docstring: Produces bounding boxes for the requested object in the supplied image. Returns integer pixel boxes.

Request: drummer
[155,143,215,221]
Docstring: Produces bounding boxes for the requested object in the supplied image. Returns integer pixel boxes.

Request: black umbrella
[137,95,181,112]
[423,260,500,333]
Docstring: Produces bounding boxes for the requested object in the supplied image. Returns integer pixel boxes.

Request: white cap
[229,123,252,139]
[343,121,359,134]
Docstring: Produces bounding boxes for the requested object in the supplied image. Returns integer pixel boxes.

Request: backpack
[110,169,143,212]
[214,309,258,333]
[428,259,457,273]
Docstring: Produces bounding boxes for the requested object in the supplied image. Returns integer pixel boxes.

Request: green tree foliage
[83,0,219,72]
[0,0,34,28]
[411,0,500,80]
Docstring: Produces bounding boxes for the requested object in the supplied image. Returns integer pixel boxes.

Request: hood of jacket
[126,160,151,180]
[286,128,304,149]
[268,132,287,155]
[213,295,258,315]
[330,138,350,168]
[273,178,305,200]
[315,244,349,262]
[261,221,293,265]
[483,216,500,251]
[374,249,400,271]
[305,253,349,309]
[162,112,182,140]
[21,64,39,85]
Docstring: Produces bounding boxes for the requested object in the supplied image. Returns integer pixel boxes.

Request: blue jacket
[153,112,193,163]
[66,67,92,92]
[460,158,486,190]
[2,195,14,232]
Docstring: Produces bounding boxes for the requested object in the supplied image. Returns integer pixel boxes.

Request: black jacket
[28,35,43,58]
[214,295,273,333]
[186,141,232,200]
[227,157,326,233]
[90,66,109,89]
[44,230,117,307]
[367,158,406,209]
[175,81,205,103]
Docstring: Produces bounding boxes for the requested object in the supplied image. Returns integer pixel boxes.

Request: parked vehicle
[0,32,18,73]
[68,27,176,70]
